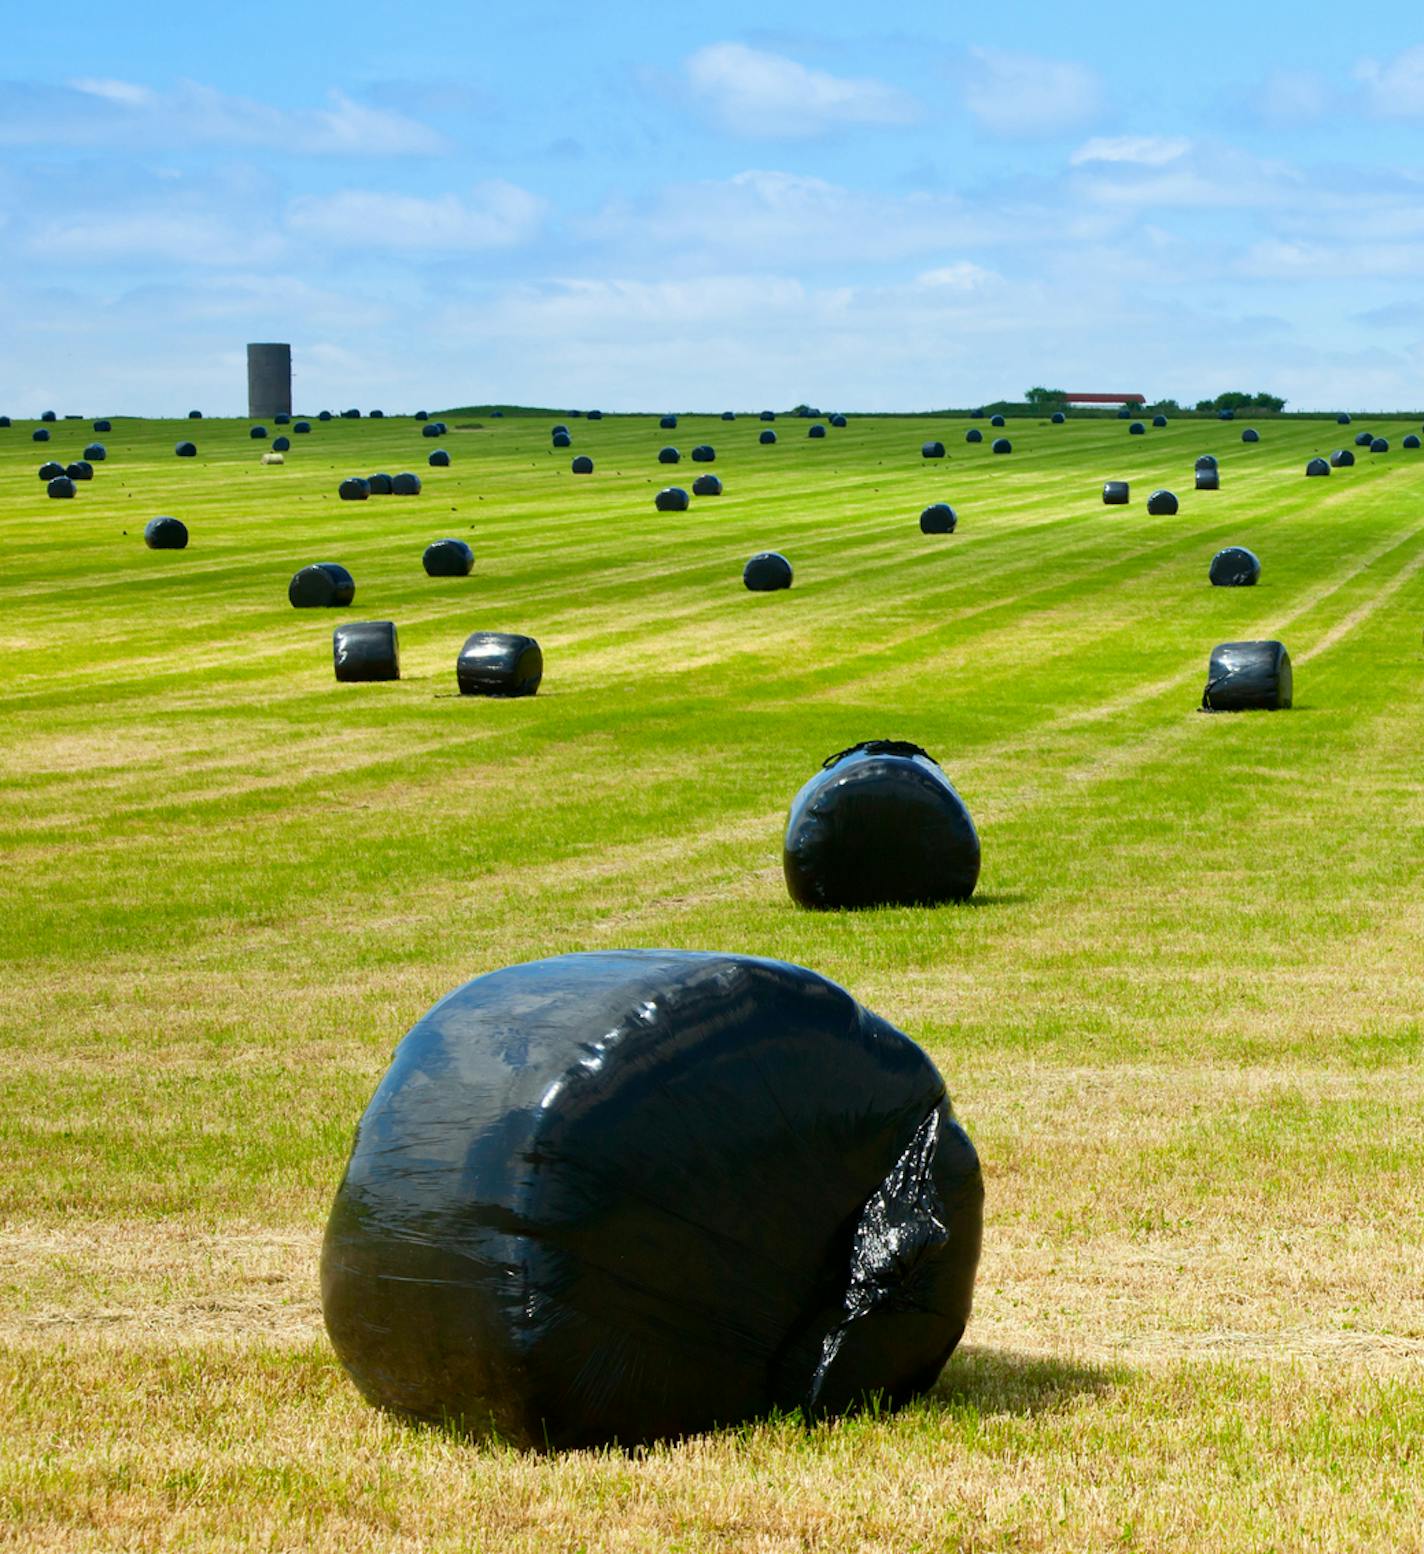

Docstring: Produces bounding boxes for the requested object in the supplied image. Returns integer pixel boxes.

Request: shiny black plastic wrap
[1338,413,1351,424]
[38,462,64,481]
[289,563,355,608]
[47,477,75,499]
[294,421,311,434]
[964,429,982,444]
[660,415,677,429]
[655,487,689,512]
[144,516,188,550]
[339,478,370,502]
[784,742,979,909]
[658,446,681,464]
[334,621,400,683]
[1242,428,1260,443]
[1306,458,1330,477]
[93,418,111,432]
[1196,468,1220,490]
[1202,640,1292,712]
[32,429,50,442]
[423,539,474,577]
[1195,454,1218,471]
[1371,438,1389,453]
[1331,448,1355,467]
[175,441,197,457]
[922,441,946,458]
[761,410,776,421]
[429,450,451,467]
[571,456,593,475]
[1051,411,1066,423]
[744,552,792,591]
[66,460,92,480]
[275,413,291,425]
[1129,421,1145,435]
[991,438,1011,454]
[1153,414,1168,427]
[691,444,716,463]
[830,414,848,427]
[920,503,957,533]
[989,414,1005,427]
[759,430,777,445]
[553,431,572,448]
[809,424,827,438]
[273,436,291,452]
[392,473,422,496]
[0,416,10,427]
[367,473,394,495]
[320,949,983,1449]
[320,410,333,421]
[1102,481,1129,504]
[456,632,543,697]
[1354,431,1373,447]
[1405,435,1421,449]
[83,443,106,461]
[250,426,268,440]
[1209,546,1260,587]
[1147,488,1178,515]
[421,422,442,438]
[692,474,723,496]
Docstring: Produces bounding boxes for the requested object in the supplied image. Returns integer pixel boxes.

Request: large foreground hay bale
[1102,481,1129,504]
[289,563,355,608]
[320,949,982,1449]
[744,551,792,591]
[784,741,980,908]
[655,486,689,511]
[456,631,542,696]
[920,502,957,532]
[423,539,474,577]
[144,516,188,550]
[1147,488,1179,514]
[1202,640,1292,711]
[333,621,400,683]
[1209,546,1260,586]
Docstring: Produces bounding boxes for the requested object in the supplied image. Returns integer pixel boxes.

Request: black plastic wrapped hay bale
[1241,428,1260,444]
[38,461,65,480]
[759,430,777,445]
[964,429,982,444]
[290,563,356,608]
[415,410,429,421]
[991,438,1011,454]
[319,410,333,422]
[273,436,290,453]
[1129,421,1145,435]
[429,449,452,467]
[84,443,106,461]
[1354,431,1373,447]
[587,410,603,421]
[274,412,291,425]
[761,410,776,421]
[989,414,1005,427]
[1195,454,1218,471]
[1371,438,1390,453]
[250,426,268,440]
[343,409,361,420]
[175,441,197,457]
[1209,546,1260,586]
[655,486,689,512]
[658,446,681,465]
[392,473,422,496]
[320,949,983,1450]
[744,552,792,591]
[570,455,593,474]
[370,410,385,420]
[92,419,111,433]
[1153,414,1168,427]
[456,632,542,697]
[47,477,76,499]
[553,431,572,448]
[339,478,371,502]
[40,410,56,422]
[188,409,202,420]
[551,424,569,436]
[1051,411,1065,424]
[809,424,827,438]
[1202,640,1292,712]
[1147,489,1178,515]
[33,428,50,442]
[1102,481,1129,505]
[1338,413,1351,425]
[1330,448,1354,467]
[691,444,716,463]
[1196,468,1220,490]
[66,461,93,481]
[367,474,394,495]
[722,411,736,421]
[293,421,311,434]
[920,503,957,533]
[692,473,723,496]
[1306,457,1330,477]
[784,741,980,909]
[1405,434,1422,449]
[421,423,442,438]
[659,415,677,429]
[1218,409,1235,421]
[0,416,9,428]
[1117,407,1131,419]
[922,441,946,459]
[334,621,400,683]
[423,539,474,577]
[144,516,188,550]
[830,414,848,428]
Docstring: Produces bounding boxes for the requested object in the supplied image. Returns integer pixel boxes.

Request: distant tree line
[1022,387,1286,414]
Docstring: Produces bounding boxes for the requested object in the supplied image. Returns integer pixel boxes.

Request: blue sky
[5,0,1424,414]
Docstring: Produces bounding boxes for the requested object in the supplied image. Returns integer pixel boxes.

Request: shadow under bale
[692,473,722,496]
[1306,457,1330,477]
[429,449,451,467]
[1202,640,1292,711]
[920,502,957,532]
[1147,489,1178,514]
[144,516,188,550]
[784,740,980,909]
[571,455,594,474]
[175,441,197,457]
[334,621,400,683]
[923,441,946,458]
[1330,448,1355,467]
[456,631,543,696]
[1102,481,1129,504]
[423,538,474,577]
[289,563,355,608]
[744,551,793,591]
[319,949,983,1450]
[1209,546,1260,586]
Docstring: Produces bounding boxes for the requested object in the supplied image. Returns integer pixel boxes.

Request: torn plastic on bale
[319,950,983,1450]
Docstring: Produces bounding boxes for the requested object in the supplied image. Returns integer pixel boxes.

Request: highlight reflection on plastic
[321,951,983,1450]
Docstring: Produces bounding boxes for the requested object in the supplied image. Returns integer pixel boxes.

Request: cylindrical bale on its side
[1242,428,1260,443]
[250,426,268,440]
[415,410,429,421]
[422,539,474,577]
[175,441,197,457]
[587,410,603,420]
[691,445,716,462]
[1202,640,1292,712]
[1330,449,1354,467]
[391,473,422,496]
[570,455,593,474]
[1305,458,1331,477]
[92,419,111,432]
[1102,481,1129,504]
[759,430,777,444]
[990,414,1005,427]
[83,443,106,461]
[1337,413,1352,425]
[367,473,394,495]
[658,447,681,464]
[1195,466,1221,489]
[552,432,571,448]
[809,424,827,438]
[1371,438,1390,453]
[40,410,56,422]
[47,477,77,499]
[722,411,736,421]
[1051,411,1066,424]
[1147,489,1179,515]
[1153,414,1168,427]
[293,421,311,434]
[744,552,792,591]
[1404,434,1421,449]
[275,413,291,426]
[144,516,189,550]
[66,461,93,481]
[188,410,202,419]
[784,741,980,909]
[964,429,982,444]
[32,429,50,442]
[922,441,946,458]
[920,503,957,532]
[333,621,400,683]
[692,473,723,496]
[247,343,292,419]
[655,487,689,512]
[829,414,847,428]
[38,461,65,480]
[429,449,451,467]
[760,410,776,421]
[991,438,1011,454]
[659,415,677,429]
[272,436,290,452]
[1354,431,1373,447]
[319,949,983,1450]
[289,563,356,608]
[421,423,442,438]
[369,410,384,420]
[1129,422,1145,435]
[343,409,361,420]
[339,478,371,501]
[319,410,333,422]
[1209,546,1260,586]
[1195,454,1218,471]
[456,632,542,697]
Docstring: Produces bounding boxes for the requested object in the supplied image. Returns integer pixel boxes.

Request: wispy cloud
[1354,45,1424,116]
[683,42,919,138]
[1070,136,1189,167]
[285,183,544,251]
[961,47,1100,137]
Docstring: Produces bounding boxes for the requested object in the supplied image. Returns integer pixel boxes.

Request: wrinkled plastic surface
[1242,428,1259,443]
[175,441,197,457]
[692,474,723,496]
[1147,488,1178,515]
[392,473,422,496]
[1202,640,1292,712]
[691,445,716,462]
[457,632,542,697]
[1129,422,1145,434]
[1305,458,1330,477]
[429,450,451,467]
[759,430,777,444]
[1209,546,1260,587]
[47,477,75,499]
[658,447,681,464]
[991,438,1011,454]
[920,503,957,533]
[655,487,689,512]
[571,456,593,474]
[922,441,946,458]
[784,742,980,909]
[290,563,355,609]
[334,621,400,683]
[320,949,983,1449]
[1330,449,1354,467]
[423,539,474,577]
[339,478,370,501]
[1196,469,1220,490]
[744,552,792,591]
[1102,481,1129,504]
[144,516,188,550]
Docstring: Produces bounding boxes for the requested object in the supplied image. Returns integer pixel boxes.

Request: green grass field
[3,407,1424,1551]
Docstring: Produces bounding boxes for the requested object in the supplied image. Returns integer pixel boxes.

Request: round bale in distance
[655,486,689,512]
[421,423,442,438]
[1051,411,1066,424]
[275,413,291,425]
[829,414,847,428]
[1196,467,1221,490]
[415,410,429,421]
[809,424,827,438]
[1102,481,1129,505]
[47,477,76,499]
[293,421,311,434]
[1129,421,1145,435]
[38,461,64,480]
[659,415,677,429]
[1371,437,1390,453]
[0,416,9,428]
[691,472,723,497]
[1209,546,1260,587]
[991,438,1012,454]
[744,552,792,591]
[691,444,716,462]
[721,411,736,421]
[759,429,777,445]
[391,472,421,496]
[367,473,394,495]
[423,538,474,577]
[289,563,356,609]
[1330,448,1355,467]
[922,440,946,458]
[175,441,197,457]
[1338,413,1352,425]
[784,741,980,909]
[964,428,982,444]
[1242,428,1260,443]
[1147,488,1179,515]
[658,446,681,464]
[65,461,93,481]
[456,632,542,697]
[83,443,106,461]
[333,621,400,683]
[32,429,50,442]
[990,414,1005,427]
[587,410,603,421]
[1354,431,1373,447]
[40,410,56,422]
[552,431,571,448]
[1305,457,1331,477]
[144,516,188,550]
[1153,414,1168,427]
[339,478,371,501]
[1202,640,1292,712]
[760,410,776,421]
[272,436,290,452]
[1405,434,1422,449]
[92,419,111,433]
[571,455,593,474]
[428,449,451,467]
[188,409,202,419]
[249,426,268,440]
[1195,454,1218,471]
[319,949,983,1449]
[920,503,957,532]
[319,410,333,422]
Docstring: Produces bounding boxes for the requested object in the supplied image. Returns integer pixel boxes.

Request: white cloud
[916,261,1000,291]
[1354,45,1424,116]
[25,212,285,266]
[962,47,1100,137]
[684,42,918,138]
[70,77,155,108]
[1070,136,1190,167]
[285,182,544,251]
